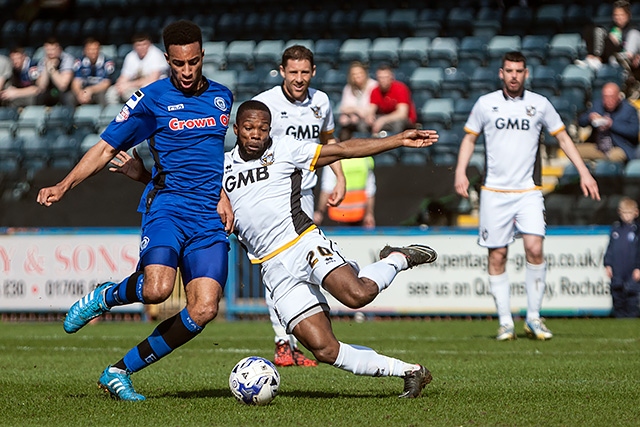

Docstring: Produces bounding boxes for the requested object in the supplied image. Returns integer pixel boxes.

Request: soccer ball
[229,356,280,405]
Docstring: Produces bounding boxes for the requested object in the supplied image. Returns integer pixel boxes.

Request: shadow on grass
[156,388,420,399]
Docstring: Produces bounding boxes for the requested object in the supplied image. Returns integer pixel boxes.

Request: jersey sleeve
[542,97,565,135]
[100,89,157,151]
[463,97,485,135]
[283,135,322,170]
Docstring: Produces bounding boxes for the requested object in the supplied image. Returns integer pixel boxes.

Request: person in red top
[365,64,417,136]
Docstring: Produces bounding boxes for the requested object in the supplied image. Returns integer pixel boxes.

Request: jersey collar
[502,88,525,101]
[280,84,310,104]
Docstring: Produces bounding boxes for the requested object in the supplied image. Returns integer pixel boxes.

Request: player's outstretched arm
[556,130,600,200]
[315,129,438,167]
[36,140,119,207]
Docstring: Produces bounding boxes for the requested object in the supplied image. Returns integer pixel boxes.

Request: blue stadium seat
[446,7,474,39]
[452,97,476,126]
[531,65,560,97]
[226,40,256,71]
[502,6,533,36]
[330,10,360,40]
[202,41,227,69]
[301,10,330,40]
[369,37,401,67]
[415,9,444,39]
[564,4,594,34]
[473,7,503,40]
[253,40,284,68]
[339,39,371,64]
[441,68,469,100]
[532,4,565,36]
[521,35,550,66]
[487,35,521,61]
[468,67,500,99]
[409,67,443,98]
[459,36,487,65]
[358,9,387,39]
[548,33,585,62]
[399,37,430,67]
[428,37,458,68]
[420,98,454,129]
[387,9,418,39]
[314,39,342,68]
[28,19,56,47]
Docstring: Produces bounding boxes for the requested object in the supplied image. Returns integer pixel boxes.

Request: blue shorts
[138,208,229,286]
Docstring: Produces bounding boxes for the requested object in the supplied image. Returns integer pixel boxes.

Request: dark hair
[281,45,314,68]
[613,0,631,16]
[44,37,59,46]
[83,37,100,46]
[162,20,202,52]
[237,100,272,123]
[131,32,152,44]
[502,51,527,68]
[376,63,394,73]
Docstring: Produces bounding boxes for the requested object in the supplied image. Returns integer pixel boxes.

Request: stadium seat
[441,68,469,100]
[398,148,430,166]
[564,4,594,34]
[285,39,314,52]
[387,9,418,39]
[98,104,123,129]
[0,107,18,137]
[571,196,608,225]
[226,40,256,71]
[300,10,330,40]
[369,37,401,68]
[72,104,102,135]
[452,97,476,126]
[46,105,75,135]
[329,10,360,40]
[414,9,444,39]
[428,37,458,68]
[216,13,245,42]
[242,12,272,42]
[253,40,284,68]
[521,35,550,66]
[191,14,215,42]
[532,4,565,36]
[358,9,387,39]
[399,37,430,67]
[593,65,624,91]
[1,20,27,47]
[446,7,474,39]
[28,19,56,47]
[548,95,577,125]
[473,7,503,40]
[593,3,613,27]
[531,65,560,97]
[409,67,443,98]
[314,39,342,68]
[560,64,594,96]
[468,67,500,99]
[487,35,521,61]
[339,38,371,64]
[420,98,454,129]
[272,10,301,41]
[55,18,83,46]
[235,70,263,102]
[623,159,640,201]
[544,192,575,225]
[458,36,487,66]
[593,160,624,196]
[107,16,136,47]
[502,6,533,36]
[16,106,47,136]
[548,33,585,62]
[319,69,347,94]
[19,134,50,177]
[202,41,227,69]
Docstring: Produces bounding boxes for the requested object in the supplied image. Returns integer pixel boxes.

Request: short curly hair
[162,20,202,52]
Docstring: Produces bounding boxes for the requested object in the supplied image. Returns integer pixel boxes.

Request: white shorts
[260,229,350,333]
[478,189,546,248]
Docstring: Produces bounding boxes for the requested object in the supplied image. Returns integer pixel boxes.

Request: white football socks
[358,260,400,292]
[489,272,513,327]
[333,342,417,377]
[525,262,546,322]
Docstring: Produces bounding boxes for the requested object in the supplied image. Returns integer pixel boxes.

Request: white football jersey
[253,85,335,190]
[223,135,322,263]
[464,90,564,191]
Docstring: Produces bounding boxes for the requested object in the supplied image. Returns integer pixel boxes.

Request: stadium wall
[0,226,612,318]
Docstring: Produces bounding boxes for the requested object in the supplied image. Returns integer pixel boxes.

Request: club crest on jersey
[310,105,322,119]
[214,96,227,111]
[526,105,537,117]
[116,105,130,122]
[260,151,275,166]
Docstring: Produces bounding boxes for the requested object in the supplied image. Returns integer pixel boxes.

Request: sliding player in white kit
[454,51,600,341]
[112,100,440,397]
[253,45,346,367]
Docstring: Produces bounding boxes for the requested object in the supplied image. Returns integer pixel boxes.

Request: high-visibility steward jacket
[327,157,374,223]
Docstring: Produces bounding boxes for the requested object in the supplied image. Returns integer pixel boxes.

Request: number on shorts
[306,245,333,268]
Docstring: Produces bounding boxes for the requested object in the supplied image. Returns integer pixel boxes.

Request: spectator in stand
[576,82,639,163]
[603,197,640,318]
[365,64,417,136]
[0,47,39,107]
[0,54,11,90]
[577,1,640,96]
[35,37,76,106]
[70,37,115,106]
[337,61,378,140]
[106,33,168,105]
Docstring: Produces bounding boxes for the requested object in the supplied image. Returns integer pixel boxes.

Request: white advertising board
[320,228,611,317]
[0,230,143,312]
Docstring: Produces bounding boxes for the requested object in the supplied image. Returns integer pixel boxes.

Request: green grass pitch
[0,318,639,427]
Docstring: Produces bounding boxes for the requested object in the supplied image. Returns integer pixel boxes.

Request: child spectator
[604,197,640,318]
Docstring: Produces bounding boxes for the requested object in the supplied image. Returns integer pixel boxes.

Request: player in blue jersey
[36,20,233,401]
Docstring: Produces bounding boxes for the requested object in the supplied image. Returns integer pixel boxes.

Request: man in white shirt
[106,33,168,105]
[253,45,346,367]
[454,51,600,341]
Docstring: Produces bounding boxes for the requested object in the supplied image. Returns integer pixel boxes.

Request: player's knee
[142,281,174,304]
[187,301,219,326]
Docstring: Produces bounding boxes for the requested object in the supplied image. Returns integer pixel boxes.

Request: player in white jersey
[112,100,440,398]
[253,45,346,367]
[454,52,600,341]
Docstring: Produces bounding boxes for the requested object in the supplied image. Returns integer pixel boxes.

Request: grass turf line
[0,318,638,427]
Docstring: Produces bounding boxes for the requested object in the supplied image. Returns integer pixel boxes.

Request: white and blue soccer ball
[229,356,280,405]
